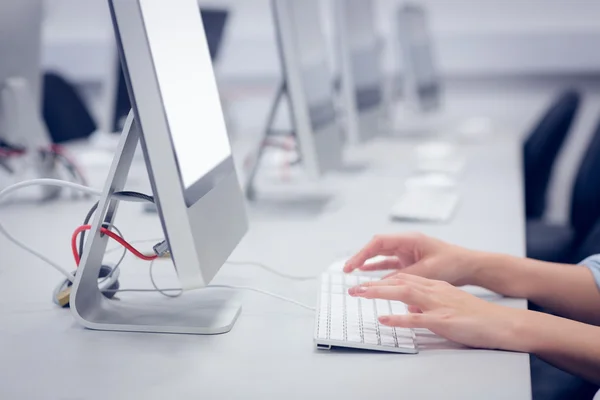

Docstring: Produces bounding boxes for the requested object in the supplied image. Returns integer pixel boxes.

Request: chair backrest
[571,215,600,263]
[570,116,600,242]
[524,90,580,219]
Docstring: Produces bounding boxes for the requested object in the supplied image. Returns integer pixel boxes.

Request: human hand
[343,233,481,287]
[348,274,525,351]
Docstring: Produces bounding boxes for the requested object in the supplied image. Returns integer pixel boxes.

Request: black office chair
[43,72,97,143]
[571,217,600,263]
[527,116,600,262]
[524,90,581,219]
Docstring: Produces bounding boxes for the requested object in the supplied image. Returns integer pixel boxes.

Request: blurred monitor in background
[0,0,45,147]
[396,3,442,113]
[335,0,386,144]
[111,8,229,132]
[270,0,344,178]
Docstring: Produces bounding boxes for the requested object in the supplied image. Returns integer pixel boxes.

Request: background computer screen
[289,0,337,131]
[398,5,440,108]
[0,0,43,142]
[343,0,382,112]
[140,0,231,190]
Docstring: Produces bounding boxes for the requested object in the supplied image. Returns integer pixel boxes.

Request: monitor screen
[398,5,440,109]
[139,0,231,189]
[342,0,382,111]
[112,8,229,131]
[289,0,336,131]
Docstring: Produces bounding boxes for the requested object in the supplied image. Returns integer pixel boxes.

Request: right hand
[343,233,481,287]
[347,274,527,351]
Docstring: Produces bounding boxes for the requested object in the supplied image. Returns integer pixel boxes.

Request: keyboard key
[363,330,379,345]
[345,275,359,286]
[330,274,343,285]
[346,332,362,343]
[390,301,408,315]
[379,326,397,347]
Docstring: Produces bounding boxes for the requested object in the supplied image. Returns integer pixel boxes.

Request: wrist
[468,250,504,287]
[503,308,542,353]
[469,252,532,297]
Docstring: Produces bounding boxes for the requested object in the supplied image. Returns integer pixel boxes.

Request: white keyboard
[314,273,418,354]
[390,189,460,222]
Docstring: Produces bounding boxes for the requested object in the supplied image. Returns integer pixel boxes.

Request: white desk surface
[0,135,530,399]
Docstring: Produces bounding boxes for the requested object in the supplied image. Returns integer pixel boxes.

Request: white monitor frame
[334,0,387,144]
[272,0,344,178]
[396,4,442,112]
[71,0,248,335]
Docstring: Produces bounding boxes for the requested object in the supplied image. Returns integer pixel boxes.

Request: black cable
[0,138,25,152]
[0,158,13,174]
[77,191,155,259]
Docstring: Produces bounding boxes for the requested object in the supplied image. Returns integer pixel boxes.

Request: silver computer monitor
[110,0,248,290]
[0,0,46,148]
[71,0,249,335]
[396,4,441,112]
[272,0,344,178]
[335,0,386,144]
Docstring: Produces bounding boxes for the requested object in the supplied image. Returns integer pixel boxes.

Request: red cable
[71,225,158,266]
[0,148,25,157]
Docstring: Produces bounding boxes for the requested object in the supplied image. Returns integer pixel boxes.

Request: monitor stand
[70,111,241,335]
[243,82,336,214]
[0,77,60,200]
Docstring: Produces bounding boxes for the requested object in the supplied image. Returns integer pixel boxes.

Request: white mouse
[405,173,457,190]
[416,141,457,160]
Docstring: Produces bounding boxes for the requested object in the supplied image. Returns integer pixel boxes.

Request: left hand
[348,274,526,351]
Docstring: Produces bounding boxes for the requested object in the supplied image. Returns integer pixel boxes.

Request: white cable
[111,285,315,311]
[148,258,182,298]
[225,261,317,281]
[209,285,316,311]
[111,281,315,311]
[0,179,150,282]
[143,258,314,309]
[0,180,95,281]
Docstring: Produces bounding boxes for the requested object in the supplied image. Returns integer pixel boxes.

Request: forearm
[510,309,600,384]
[471,252,600,325]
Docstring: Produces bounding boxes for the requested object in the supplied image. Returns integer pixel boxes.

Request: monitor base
[73,291,242,335]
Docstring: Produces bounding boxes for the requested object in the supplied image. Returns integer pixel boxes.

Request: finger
[383,270,401,280]
[348,284,432,309]
[383,263,431,281]
[343,235,398,273]
[378,313,435,329]
[407,305,422,314]
[360,273,435,287]
[358,258,402,271]
[344,234,421,273]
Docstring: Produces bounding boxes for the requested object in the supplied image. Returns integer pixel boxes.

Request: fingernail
[348,286,368,296]
[378,316,390,324]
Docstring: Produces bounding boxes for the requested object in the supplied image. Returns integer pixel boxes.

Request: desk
[0,137,530,399]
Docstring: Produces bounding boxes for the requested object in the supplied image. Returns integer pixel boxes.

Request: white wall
[42,0,600,83]
[208,0,600,79]
[41,0,600,131]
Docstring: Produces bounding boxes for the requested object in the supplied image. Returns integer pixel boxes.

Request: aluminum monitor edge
[109,0,248,290]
